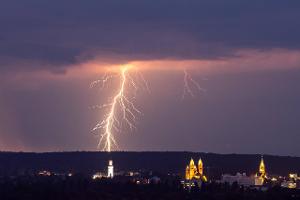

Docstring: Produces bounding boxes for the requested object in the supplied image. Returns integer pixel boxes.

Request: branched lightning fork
[91,67,203,152]
[92,66,146,152]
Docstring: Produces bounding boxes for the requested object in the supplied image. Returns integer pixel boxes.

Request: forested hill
[0,151,299,178]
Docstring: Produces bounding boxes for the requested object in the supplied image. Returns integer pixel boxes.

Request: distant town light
[38,171,51,176]
[92,172,104,180]
[271,177,277,182]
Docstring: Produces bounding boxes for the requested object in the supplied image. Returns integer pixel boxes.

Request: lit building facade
[222,173,254,186]
[221,156,268,187]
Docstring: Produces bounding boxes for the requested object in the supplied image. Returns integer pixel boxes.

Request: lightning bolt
[182,69,205,100]
[91,66,203,152]
[92,65,143,152]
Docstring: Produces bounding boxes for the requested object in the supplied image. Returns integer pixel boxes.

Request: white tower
[107,160,114,178]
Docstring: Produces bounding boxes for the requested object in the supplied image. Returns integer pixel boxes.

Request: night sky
[0,0,300,155]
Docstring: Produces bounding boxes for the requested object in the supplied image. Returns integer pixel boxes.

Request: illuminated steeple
[254,156,267,186]
[198,159,203,176]
[185,165,190,180]
[189,158,195,166]
[259,156,266,176]
[189,158,196,178]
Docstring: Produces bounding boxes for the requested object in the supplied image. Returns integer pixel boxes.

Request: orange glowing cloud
[64,49,300,77]
[3,48,300,85]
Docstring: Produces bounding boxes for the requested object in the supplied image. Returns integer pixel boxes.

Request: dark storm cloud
[0,0,300,72]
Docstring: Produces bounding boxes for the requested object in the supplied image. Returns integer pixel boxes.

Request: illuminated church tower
[185,158,207,182]
[185,165,190,180]
[189,159,196,179]
[198,159,203,176]
[259,156,266,177]
[255,156,267,185]
[107,160,114,178]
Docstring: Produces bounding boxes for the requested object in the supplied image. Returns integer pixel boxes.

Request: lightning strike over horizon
[91,66,203,152]
[92,66,144,152]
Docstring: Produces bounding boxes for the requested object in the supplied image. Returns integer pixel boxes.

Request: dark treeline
[0,175,299,200]
[0,152,299,178]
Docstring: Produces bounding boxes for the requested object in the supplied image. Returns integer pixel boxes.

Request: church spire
[189,158,196,178]
[185,165,190,180]
[198,158,203,176]
[189,158,195,166]
[259,155,266,176]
